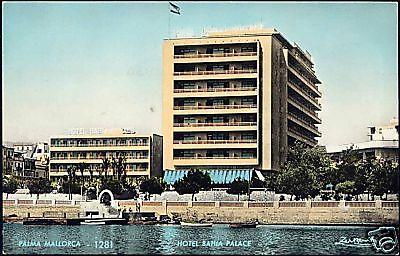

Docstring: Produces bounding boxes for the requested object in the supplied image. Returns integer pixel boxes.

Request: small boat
[180,222,213,227]
[229,222,258,228]
[81,221,106,225]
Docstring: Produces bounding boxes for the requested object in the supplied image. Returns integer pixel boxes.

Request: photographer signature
[335,227,399,254]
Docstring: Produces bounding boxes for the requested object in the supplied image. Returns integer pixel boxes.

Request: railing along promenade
[4,199,397,209]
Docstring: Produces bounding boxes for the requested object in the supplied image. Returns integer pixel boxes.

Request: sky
[2,2,398,146]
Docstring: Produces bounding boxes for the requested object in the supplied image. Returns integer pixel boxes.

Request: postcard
[2,1,399,255]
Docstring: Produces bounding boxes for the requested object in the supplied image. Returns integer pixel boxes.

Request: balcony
[173,69,258,80]
[287,66,321,97]
[50,157,150,164]
[288,81,321,110]
[173,156,258,166]
[173,52,258,63]
[50,144,150,152]
[174,52,257,59]
[173,122,257,132]
[288,51,318,80]
[173,104,257,115]
[173,87,258,98]
[287,113,321,137]
[287,128,317,146]
[173,139,257,149]
[51,143,149,147]
[288,97,321,124]
[49,169,150,175]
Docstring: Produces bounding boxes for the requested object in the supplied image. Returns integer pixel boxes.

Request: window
[242,80,254,87]
[183,99,196,106]
[181,49,196,55]
[183,151,195,157]
[242,98,255,105]
[183,135,195,141]
[212,116,224,123]
[241,46,255,52]
[37,149,42,153]
[212,99,225,106]
[183,117,197,123]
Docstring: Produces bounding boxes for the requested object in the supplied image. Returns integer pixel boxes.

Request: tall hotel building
[49,129,163,181]
[162,28,322,173]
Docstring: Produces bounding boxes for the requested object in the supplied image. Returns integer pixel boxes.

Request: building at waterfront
[2,143,49,179]
[162,28,322,181]
[2,146,14,175]
[326,118,399,161]
[49,129,163,182]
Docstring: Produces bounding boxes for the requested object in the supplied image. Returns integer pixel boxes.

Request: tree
[276,142,332,200]
[367,158,389,200]
[111,153,127,181]
[101,155,111,180]
[173,170,211,201]
[335,181,355,200]
[77,162,88,182]
[99,179,124,195]
[3,176,19,199]
[140,177,165,200]
[27,178,53,198]
[227,178,249,201]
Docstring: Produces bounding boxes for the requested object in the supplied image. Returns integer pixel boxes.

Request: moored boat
[81,221,106,225]
[180,222,213,227]
[229,222,258,228]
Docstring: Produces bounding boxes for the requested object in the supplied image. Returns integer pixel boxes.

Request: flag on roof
[169,2,181,15]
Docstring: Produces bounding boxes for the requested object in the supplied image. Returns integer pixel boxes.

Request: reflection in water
[3,223,385,255]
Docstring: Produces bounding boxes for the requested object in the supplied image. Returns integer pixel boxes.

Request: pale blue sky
[2,2,398,145]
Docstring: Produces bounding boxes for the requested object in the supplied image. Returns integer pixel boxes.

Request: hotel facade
[49,129,163,182]
[162,28,322,174]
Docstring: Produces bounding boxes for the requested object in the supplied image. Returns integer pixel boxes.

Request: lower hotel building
[162,28,322,185]
[49,129,163,182]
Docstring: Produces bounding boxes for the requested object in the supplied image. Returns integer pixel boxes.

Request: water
[3,223,391,255]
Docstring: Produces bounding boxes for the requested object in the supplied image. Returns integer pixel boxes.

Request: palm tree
[78,162,87,183]
[101,154,110,180]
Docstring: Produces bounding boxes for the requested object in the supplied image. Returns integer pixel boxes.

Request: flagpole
[168,3,171,38]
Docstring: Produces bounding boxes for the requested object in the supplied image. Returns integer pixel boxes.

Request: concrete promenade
[3,198,398,225]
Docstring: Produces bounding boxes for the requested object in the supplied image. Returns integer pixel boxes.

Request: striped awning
[163,169,253,185]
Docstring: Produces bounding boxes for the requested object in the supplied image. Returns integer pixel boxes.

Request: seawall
[120,200,399,225]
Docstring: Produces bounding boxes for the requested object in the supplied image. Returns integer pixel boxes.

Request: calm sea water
[3,223,390,255]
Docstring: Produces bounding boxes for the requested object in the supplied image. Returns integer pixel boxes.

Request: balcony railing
[174,104,257,110]
[288,128,318,145]
[51,143,149,147]
[174,156,256,160]
[173,122,257,127]
[174,69,257,76]
[288,97,321,123]
[173,139,257,144]
[288,66,320,93]
[51,156,149,160]
[174,52,257,59]
[288,113,321,136]
[289,51,316,78]
[173,87,257,93]
[288,80,321,107]
[50,168,149,173]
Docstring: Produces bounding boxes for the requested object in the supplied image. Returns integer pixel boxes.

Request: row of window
[50,151,148,159]
[51,138,149,147]
[177,46,256,55]
[50,163,148,171]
